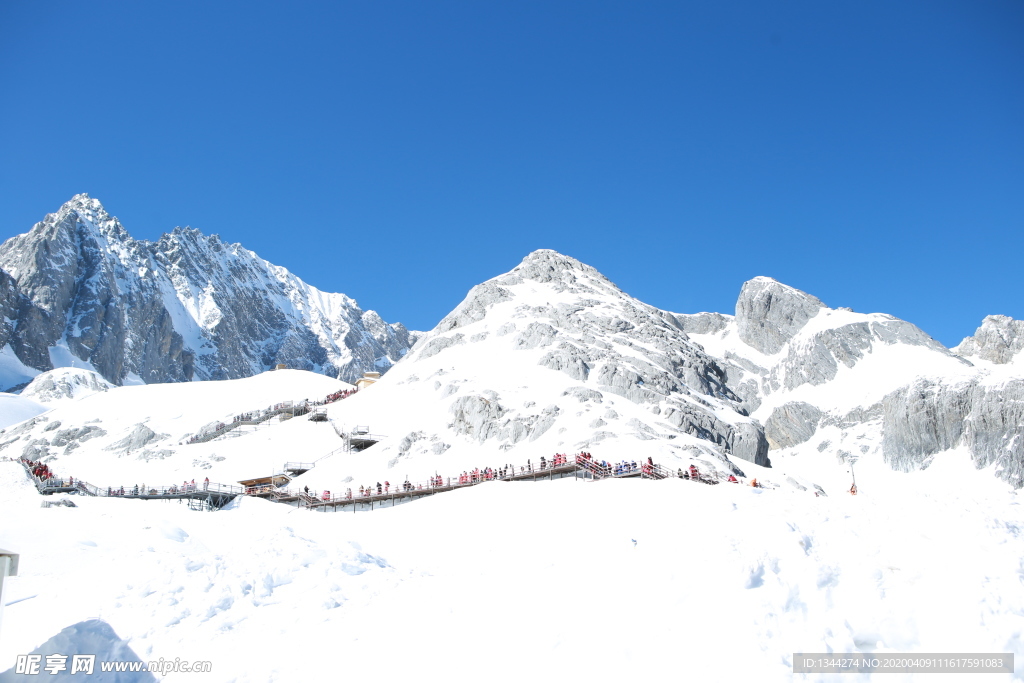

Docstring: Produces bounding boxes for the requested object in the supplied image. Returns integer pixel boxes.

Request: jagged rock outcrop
[672,311,731,335]
[20,368,113,404]
[0,194,419,388]
[766,319,964,393]
[736,277,824,355]
[953,315,1024,365]
[764,402,822,449]
[882,377,1024,487]
[0,267,52,374]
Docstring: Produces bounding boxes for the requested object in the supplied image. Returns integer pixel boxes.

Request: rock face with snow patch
[953,315,1024,365]
[365,249,770,469]
[20,368,113,404]
[735,277,824,355]
[682,277,1024,488]
[764,402,822,450]
[881,378,1024,487]
[0,194,418,388]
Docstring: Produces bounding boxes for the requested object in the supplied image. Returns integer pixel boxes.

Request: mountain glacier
[0,194,418,389]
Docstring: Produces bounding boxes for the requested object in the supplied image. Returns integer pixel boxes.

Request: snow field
[2,457,1021,682]
[0,370,351,486]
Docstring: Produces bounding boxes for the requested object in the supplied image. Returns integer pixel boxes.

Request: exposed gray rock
[821,404,883,430]
[21,369,113,404]
[418,334,465,360]
[563,386,604,403]
[539,344,591,381]
[672,311,731,335]
[786,476,807,491]
[882,378,1024,488]
[22,439,51,461]
[448,396,509,442]
[769,319,967,393]
[436,281,513,332]
[513,322,559,350]
[736,277,825,355]
[953,315,1024,364]
[139,449,174,462]
[660,402,770,466]
[0,194,419,386]
[50,425,105,448]
[728,421,771,466]
[106,423,167,452]
[764,402,822,450]
[0,268,52,382]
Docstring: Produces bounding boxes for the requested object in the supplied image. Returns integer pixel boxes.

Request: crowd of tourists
[308,450,728,504]
[20,456,73,488]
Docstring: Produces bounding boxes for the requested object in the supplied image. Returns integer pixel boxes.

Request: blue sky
[1,1,1021,346]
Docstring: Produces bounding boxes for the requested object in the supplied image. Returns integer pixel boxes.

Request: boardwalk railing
[17,447,735,516]
[184,387,358,445]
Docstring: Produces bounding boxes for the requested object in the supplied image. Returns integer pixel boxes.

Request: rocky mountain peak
[52,193,132,244]
[403,251,770,467]
[736,277,826,355]
[502,249,620,295]
[0,195,420,389]
[953,315,1024,365]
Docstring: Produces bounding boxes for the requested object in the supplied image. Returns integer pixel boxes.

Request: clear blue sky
[2,1,1021,346]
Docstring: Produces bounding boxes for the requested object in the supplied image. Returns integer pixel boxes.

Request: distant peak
[43,194,131,242]
[508,249,613,289]
[736,277,826,354]
[61,193,106,216]
[521,248,576,262]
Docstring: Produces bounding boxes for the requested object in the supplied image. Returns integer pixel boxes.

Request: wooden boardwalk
[16,452,725,515]
[303,462,582,512]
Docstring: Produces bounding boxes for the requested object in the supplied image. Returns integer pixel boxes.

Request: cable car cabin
[238,474,291,495]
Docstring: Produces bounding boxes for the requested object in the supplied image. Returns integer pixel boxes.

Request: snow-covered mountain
[299,249,770,492]
[681,276,1024,489]
[0,194,418,389]
[4,250,1024,683]
[309,252,1024,491]
[3,248,1022,493]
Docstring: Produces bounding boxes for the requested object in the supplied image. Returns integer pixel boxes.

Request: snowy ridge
[0,194,419,388]
[686,278,1024,488]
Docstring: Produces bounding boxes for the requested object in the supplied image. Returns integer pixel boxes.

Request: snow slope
[0,370,351,487]
[0,393,47,430]
[1,455,1021,682]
